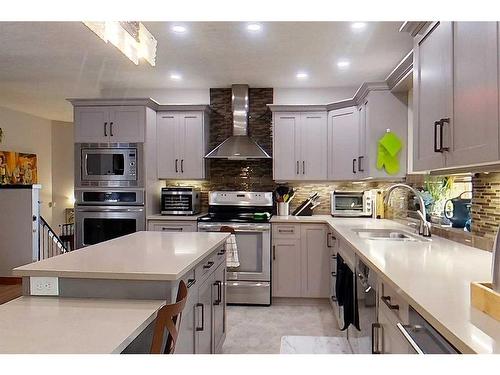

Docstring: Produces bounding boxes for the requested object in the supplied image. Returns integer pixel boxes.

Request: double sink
[353,228,429,242]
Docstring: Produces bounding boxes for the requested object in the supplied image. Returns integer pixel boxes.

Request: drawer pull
[278,229,294,233]
[331,272,336,277]
[186,278,196,288]
[381,295,400,310]
[203,261,214,269]
[195,303,204,332]
[217,249,227,256]
[162,227,183,231]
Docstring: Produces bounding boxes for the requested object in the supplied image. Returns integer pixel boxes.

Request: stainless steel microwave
[75,143,143,188]
[331,190,373,217]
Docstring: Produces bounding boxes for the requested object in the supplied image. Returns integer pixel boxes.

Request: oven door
[81,148,136,182]
[75,205,145,249]
[197,222,271,281]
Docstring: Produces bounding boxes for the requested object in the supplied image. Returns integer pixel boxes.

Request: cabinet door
[108,106,145,143]
[175,286,197,354]
[447,22,499,167]
[378,310,411,354]
[157,113,180,179]
[178,112,205,179]
[299,112,327,180]
[74,106,109,143]
[273,113,301,180]
[195,276,213,354]
[301,225,329,298]
[413,22,452,171]
[328,107,359,180]
[272,239,301,297]
[212,263,226,353]
[357,102,368,178]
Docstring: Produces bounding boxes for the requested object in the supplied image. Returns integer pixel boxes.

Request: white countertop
[13,231,229,281]
[271,215,499,354]
[0,296,164,354]
[147,213,206,221]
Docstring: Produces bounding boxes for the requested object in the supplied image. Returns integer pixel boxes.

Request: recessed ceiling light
[337,60,350,69]
[171,25,187,33]
[247,23,262,32]
[170,73,182,80]
[296,72,308,79]
[351,22,366,30]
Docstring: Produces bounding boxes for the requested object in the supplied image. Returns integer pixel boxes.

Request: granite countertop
[13,231,229,281]
[0,296,164,354]
[271,215,499,354]
[147,213,207,221]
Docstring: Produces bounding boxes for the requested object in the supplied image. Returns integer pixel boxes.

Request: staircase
[38,217,70,260]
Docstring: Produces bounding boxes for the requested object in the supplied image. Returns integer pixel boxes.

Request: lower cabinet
[196,275,214,354]
[272,223,329,298]
[377,310,411,354]
[147,220,198,232]
[212,263,227,353]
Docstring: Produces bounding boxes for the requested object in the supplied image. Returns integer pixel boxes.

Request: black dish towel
[335,254,360,331]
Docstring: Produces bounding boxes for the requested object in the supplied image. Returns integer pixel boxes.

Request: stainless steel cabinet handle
[175,159,179,173]
[104,122,108,137]
[327,233,332,247]
[195,303,204,331]
[296,161,299,175]
[381,295,400,310]
[372,323,382,354]
[302,161,305,175]
[109,122,114,137]
[397,323,424,354]
[186,278,196,288]
[352,159,357,174]
[358,156,364,172]
[272,245,276,260]
[181,159,184,173]
[213,281,222,305]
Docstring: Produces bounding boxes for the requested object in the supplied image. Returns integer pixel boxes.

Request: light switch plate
[30,277,59,296]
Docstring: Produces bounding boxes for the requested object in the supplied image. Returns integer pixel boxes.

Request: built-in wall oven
[75,189,145,249]
[75,143,143,188]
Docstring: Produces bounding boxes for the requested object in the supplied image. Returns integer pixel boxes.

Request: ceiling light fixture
[83,21,157,66]
[296,72,308,79]
[351,22,367,30]
[337,60,350,69]
[170,73,182,80]
[247,23,262,32]
[171,25,187,33]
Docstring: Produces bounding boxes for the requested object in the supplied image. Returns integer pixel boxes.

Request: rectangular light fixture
[83,21,157,66]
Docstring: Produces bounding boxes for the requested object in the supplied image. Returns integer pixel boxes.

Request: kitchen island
[5,231,230,354]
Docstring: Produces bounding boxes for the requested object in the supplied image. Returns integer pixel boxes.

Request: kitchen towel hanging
[376,130,403,175]
[225,234,240,268]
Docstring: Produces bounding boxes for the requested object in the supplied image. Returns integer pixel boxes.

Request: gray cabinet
[301,224,330,298]
[413,21,500,171]
[147,220,198,232]
[272,239,302,297]
[74,106,145,143]
[212,263,226,353]
[195,275,213,354]
[157,111,208,180]
[273,111,327,181]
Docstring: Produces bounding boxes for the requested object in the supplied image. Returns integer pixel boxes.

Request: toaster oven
[161,187,201,215]
[331,190,373,217]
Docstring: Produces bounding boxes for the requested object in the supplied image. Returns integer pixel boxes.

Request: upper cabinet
[272,110,327,181]
[328,90,408,181]
[157,111,209,180]
[413,21,500,172]
[74,106,145,143]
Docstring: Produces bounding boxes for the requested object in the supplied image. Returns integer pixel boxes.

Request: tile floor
[222,298,346,354]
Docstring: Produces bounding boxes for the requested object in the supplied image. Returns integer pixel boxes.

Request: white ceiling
[0,22,412,122]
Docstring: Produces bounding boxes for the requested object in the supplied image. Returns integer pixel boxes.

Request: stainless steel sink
[353,228,425,242]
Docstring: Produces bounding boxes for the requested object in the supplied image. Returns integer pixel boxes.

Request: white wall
[51,121,74,229]
[273,87,358,105]
[0,105,53,223]
[100,88,210,104]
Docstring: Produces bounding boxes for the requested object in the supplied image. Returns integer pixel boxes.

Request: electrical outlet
[30,277,59,296]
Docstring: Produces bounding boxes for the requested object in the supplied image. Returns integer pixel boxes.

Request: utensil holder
[278,202,290,216]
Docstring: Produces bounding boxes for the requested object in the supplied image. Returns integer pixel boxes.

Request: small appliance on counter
[161,187,201,215]
[292,192,321,216]
[330,190,373,217]
[444,191,472,228]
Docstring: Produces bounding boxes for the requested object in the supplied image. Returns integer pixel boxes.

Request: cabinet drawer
[148,221,197,232]
[379,281,409,324]
[272,224,301,239]
[196,253,218,282]
[378,308,411,354]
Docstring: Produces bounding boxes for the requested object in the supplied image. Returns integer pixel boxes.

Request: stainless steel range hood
[205,84,271,160]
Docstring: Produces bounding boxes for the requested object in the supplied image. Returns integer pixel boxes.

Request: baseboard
[0,277,22,285]
[272,297,330,306]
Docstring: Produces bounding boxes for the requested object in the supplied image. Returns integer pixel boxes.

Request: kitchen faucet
[384,183,432,238]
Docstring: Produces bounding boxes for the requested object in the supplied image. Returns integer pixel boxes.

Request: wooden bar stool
[150,280,188,354]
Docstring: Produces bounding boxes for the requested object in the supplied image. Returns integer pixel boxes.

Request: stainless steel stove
[198,191,273,305]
